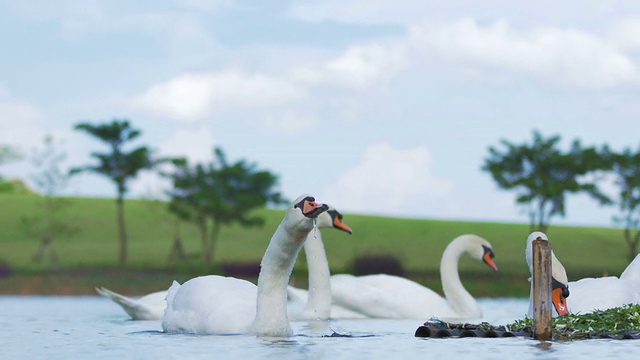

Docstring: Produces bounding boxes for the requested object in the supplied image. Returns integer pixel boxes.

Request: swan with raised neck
[250,194,329,336]
[162,194,328,337]
[288,206,352,321]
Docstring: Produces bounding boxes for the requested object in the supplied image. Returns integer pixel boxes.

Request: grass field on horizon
[0,193,632,297]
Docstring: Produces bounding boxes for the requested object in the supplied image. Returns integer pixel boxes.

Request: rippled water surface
[1,296,639,359]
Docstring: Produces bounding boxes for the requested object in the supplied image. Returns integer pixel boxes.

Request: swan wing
[96,287,166,320]
[568,277,638,314]
[162,275,258,335]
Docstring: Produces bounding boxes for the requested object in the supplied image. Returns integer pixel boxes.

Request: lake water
[1,296,639,359]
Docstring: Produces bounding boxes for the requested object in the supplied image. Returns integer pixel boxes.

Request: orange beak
[333,217,352,234]
[552,288,569,316]
[298,199,328,218]
[483,251,498,271]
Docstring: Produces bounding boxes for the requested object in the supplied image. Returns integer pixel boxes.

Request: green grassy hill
[0,193,629,297]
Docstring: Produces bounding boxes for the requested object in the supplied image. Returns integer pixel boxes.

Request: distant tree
[167,147,287,264]
[0,144,24,193]
[71,119,168,265]
[602,145,640,261]
[482,130,610,232]
[21,135,78,266]
[0,145,21,166]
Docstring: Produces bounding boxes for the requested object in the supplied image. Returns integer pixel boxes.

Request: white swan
[162,195,328,337]
[95,206,351,322]
[320,234,498,321]
[525,231,640,316]
[564,253,640,315]
[525,231,570,318]
[95,287,167,320]
[287,207,355,321]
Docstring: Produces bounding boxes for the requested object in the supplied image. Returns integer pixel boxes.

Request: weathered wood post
[532,238,552,340]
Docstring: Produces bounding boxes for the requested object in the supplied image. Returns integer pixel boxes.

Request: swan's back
[621,254,640,281]
[330,274,448,319]
[568,276,638,314]
[162,275,257,334]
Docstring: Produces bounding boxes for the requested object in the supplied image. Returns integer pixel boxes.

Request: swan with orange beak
[525,231,570,317]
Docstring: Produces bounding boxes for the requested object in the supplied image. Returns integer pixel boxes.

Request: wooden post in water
[532,238,552,341]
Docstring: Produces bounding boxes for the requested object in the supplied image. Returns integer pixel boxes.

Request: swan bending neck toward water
[439,234,498,319]
[525,231,570,318]
[327,234,498,321]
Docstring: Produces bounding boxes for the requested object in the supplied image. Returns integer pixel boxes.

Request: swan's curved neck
[253,221,308,336]
[302,228,331,320]
[440,240,480,317]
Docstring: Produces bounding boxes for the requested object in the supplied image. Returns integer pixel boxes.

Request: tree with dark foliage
[167,147,286,264]
[71,119,168,265]
[482,130,610,232]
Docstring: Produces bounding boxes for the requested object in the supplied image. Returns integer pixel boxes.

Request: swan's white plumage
[567,276,640,314]
[162,194,327,337]
[525,231,640,316]
[96,287,167,320]
[525,231,569,318]
[324,234,497,321]
[620,254,640,281]
[162,277,257,334]
[566,251,640,314]
[286,207,354,321]
[98,204,348,323]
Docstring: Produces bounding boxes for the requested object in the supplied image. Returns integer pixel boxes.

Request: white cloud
[609,16,640,51]
[292,41,407,90]
[8,0,222,49]
[411,18,638,89]
[287,1,640,28]
[131,70,308,122]
[287,0,429,25]
[0,86,46,150]
[291,2,640,90]
[157,124,216,163]
[169,0,236,13]
[264,109,319,134]
[321,142,454,217]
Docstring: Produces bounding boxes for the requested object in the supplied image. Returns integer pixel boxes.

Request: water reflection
[533,340,554,353]
[260,338,300,347]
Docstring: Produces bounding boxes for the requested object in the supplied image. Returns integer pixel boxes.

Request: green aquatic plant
[507,303,640,340]
[420,304,640,340]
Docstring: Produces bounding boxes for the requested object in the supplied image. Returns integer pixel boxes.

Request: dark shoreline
[0,269,531,297]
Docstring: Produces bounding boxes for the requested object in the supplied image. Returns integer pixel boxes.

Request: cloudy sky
[1,0,639,227]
